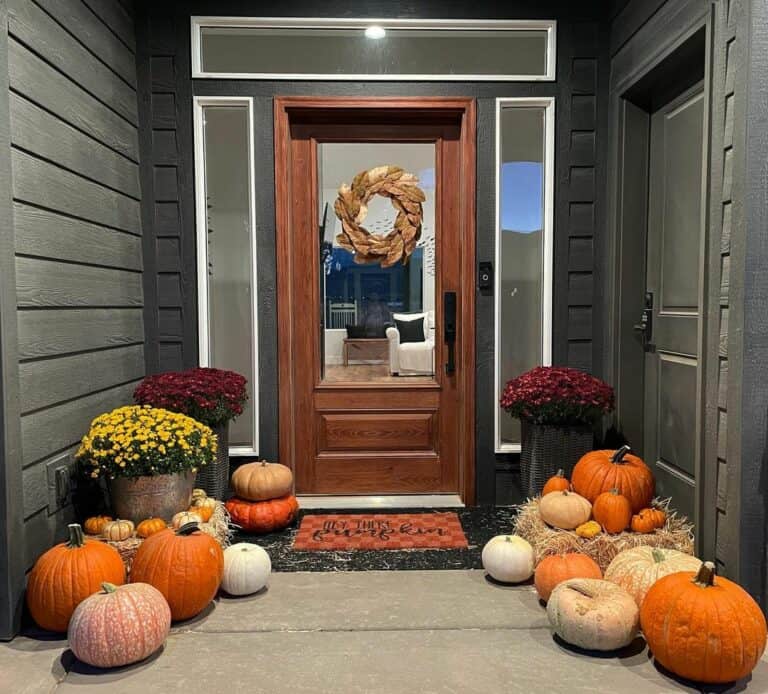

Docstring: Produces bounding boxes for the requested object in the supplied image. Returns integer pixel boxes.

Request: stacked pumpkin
[225,461,299,534]
[537,446,666,537]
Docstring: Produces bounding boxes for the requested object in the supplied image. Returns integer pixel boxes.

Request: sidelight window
[495,98,555,452]
[193,97,259,454]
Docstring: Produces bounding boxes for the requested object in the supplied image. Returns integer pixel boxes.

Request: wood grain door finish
[274,98,475,500]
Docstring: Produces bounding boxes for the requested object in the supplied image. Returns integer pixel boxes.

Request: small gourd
[83,515,113,535]
[102,519,135,541]
[136,517,167,539]
[192,496,217,511]
[575,520,601,539]
[191,488,208,502]
[172,511,202,529]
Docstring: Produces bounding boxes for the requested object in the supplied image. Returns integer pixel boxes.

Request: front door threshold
[296,494,464,510]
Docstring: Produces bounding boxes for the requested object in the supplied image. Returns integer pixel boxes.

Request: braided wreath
[333,165,425,268]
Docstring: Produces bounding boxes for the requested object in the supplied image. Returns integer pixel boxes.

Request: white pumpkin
[221,543,271,596]
[547,578,639,651]
[481,535,535,583]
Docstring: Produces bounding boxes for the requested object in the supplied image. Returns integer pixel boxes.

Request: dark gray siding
[7,0,143,573]
[136,1,608,504]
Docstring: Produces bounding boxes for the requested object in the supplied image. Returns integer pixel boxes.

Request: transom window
[192,18,556,81]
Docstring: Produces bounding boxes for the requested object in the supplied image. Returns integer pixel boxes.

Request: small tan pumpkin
[231,461,293,501]
[547,578,639,651]
[136,518,167,539]
[102,519,135,541]
[191,488,208,502]
[538,490,592,530]
[83,515,113,535]
[604,546,702,607]
[192,496,217,511]
[171,511,202,529]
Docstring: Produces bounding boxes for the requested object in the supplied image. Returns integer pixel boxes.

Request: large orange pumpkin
[231,461,294,501]
[534,553,603,602]
[641,562,767,683]
[225,495,299,533]
[130,523,224,622]
[571,445,654,513]
[26,524,125,632]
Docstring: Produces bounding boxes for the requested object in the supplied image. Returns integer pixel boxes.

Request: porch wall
[0,0,144,637]
[135,0,609,505]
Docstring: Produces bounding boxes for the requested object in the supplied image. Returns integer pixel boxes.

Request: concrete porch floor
[2,570,767,693]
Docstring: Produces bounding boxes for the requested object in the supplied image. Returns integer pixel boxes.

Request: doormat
[292,513,469,551]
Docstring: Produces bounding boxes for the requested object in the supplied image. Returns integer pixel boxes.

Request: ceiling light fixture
[364,25,386,39]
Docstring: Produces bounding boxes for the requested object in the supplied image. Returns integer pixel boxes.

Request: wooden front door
[275,98,475,501]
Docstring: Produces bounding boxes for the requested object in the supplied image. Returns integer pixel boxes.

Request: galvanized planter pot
[195,422,229,500]
[520,422,594,498]
[108,469,196,523]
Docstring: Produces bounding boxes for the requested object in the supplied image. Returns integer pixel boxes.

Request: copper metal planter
[108,470,196,523]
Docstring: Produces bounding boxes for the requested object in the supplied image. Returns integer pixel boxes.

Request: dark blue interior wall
[135,0,609,505]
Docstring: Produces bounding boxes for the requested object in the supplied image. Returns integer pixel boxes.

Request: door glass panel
[497,106,547,447]
[202,106,255,447]
[318,142,436,384]
[199,24,551,79]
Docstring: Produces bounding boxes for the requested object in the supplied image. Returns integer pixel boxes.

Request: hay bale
[513,497,694,571]
[98,500,233,574]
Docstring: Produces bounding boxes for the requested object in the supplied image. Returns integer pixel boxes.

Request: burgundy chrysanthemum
[500,366,614,425]
[134,367,248,427]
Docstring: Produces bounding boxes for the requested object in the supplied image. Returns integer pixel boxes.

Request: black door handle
[444,291,457,374]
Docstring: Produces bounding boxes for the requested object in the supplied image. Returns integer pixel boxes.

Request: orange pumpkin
[131,523,224,622]
[592,488,632,534]
[83,515,112,535]
[189,504,213,522]
[571,445,654,513]
[644,507,666,528]
[534,553,603,603]
[26,524,125,632]
[641,562,767,683]
[225,495,299,533]
[541,469,570,496]
[630,512,656,533]
[136,517,167,539]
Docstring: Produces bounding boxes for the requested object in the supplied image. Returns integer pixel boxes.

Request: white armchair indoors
[386,311,435,376]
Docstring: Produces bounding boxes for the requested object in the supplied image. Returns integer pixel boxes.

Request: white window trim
[494,97,555,453]
[193,95,260,456]
[191,17,556,81]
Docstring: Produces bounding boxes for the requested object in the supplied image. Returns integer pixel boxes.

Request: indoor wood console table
[342,337,389,366]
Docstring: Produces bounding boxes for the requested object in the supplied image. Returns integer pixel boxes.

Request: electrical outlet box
[46,451,74,514]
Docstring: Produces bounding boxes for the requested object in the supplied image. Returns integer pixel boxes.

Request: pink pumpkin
[67,582,171,668]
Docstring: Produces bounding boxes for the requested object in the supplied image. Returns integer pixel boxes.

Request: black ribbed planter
[195,422,229,499]
[520,421,594,498]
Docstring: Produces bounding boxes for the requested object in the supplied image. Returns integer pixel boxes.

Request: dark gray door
[642,84,705,523]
